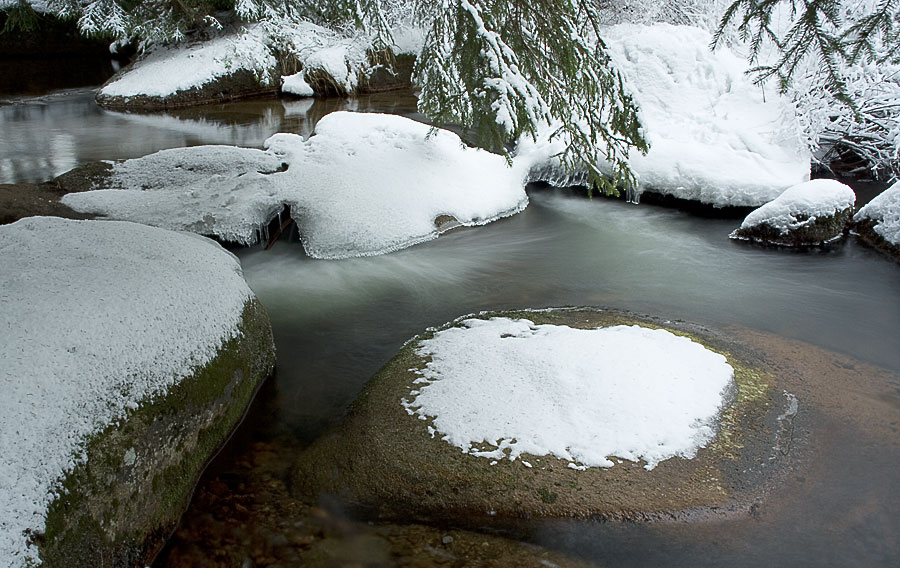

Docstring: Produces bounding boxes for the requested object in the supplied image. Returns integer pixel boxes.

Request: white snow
[99,19,425,100]
[735,179,856,235]
[854,181,900,246]
[402,318,734,470]
[0,217,253,567]
[63,112,529,258]
[282,72,314,97]
[100,26,279,98]
[63,146,287,245]
[517,23,811,206]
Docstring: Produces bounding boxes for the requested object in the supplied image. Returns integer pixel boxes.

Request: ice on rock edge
[0,217,253,567]
[63,112,530,259]
[516,23,810,206]
[401,318,734,471]
[855,181,900,247]
[736,179,856,234]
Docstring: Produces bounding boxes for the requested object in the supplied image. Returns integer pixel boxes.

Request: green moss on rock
[33,298,275,567]
[292,308,785,523]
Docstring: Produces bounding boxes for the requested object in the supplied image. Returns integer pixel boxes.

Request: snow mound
[270,112,529,258]
[402,318,734,470]
[854,181,900,246]
[0,217,253,566]
[63,112,529,258]
[282,72,314,97]
[100,26,278,98]
[737,179,856,233]
[518,23,810,206]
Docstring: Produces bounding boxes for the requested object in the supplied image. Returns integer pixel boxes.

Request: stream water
[2,88,899,567]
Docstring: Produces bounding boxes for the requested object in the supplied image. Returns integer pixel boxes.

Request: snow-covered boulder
[518,23,811,207]
[62,111,529,259]
[853,181,900,260]
[0,217,275,567]
[293,309,781,520]
[730,179,856,246]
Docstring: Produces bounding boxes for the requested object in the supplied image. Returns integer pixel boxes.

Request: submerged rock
[730,179,856,246]
[852,181,900,262]
[0,218,276,567]
[292,309,786,522]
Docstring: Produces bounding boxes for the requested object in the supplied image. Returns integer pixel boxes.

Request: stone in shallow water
[292,309,785,522]
[730,179,856,246]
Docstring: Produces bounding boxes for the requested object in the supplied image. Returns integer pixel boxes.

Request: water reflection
[0,89,421,184]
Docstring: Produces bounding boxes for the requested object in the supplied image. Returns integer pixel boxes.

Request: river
[2,88,898,567]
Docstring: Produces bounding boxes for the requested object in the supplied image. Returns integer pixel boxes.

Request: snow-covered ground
[517,23,811,206]
[99,20,425,101]
[100,25,279,98]
[0,217,253,567]
[402,318,734,470]
[855,181,900,246]
[734,179,856,237]
[63,112,529,258]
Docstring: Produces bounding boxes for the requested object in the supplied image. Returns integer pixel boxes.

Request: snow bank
[402,318,734,470]
[0,217,253,566]
[100,26,278,98]
[518,23,810,206]
[854,181,900,246]
[63,112,529,258]
[737,179,856,234]
[99,19,426,101]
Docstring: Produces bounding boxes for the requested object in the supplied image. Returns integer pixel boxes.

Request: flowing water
[2,88,899,567]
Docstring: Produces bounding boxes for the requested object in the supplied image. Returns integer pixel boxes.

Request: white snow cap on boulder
[0,217,253,566]
[403,318,734,471]
[854,181,900,247]
[517,23,811,206]
[737,179,856,234]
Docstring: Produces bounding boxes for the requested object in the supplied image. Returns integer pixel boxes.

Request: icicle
[625,186,641,205]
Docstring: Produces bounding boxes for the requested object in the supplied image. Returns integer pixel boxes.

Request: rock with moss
[292,308,788,523]
[0,217,275,567]
[730,179,856,246]
[852,181,900,262]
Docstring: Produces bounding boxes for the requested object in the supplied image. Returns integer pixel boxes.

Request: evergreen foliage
[415,0,647,194]
[715,0,899,179]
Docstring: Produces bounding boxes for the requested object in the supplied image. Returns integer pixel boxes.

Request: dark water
[3,89,899,566]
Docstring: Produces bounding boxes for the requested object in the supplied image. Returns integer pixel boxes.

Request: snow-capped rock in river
[62,112,530,259]
[518,23,811,206]
[403,317,735,470]
[853,181,900,256]
[0,217,274,566]
[730,179,856,246]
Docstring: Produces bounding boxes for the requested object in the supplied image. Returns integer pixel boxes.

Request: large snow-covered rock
[403,318,734,471]
[730,179,856,246]
[0,217,275,567]
[63,112,530,259]
[293,309,781,521]
[853,181,900,259]
[518,23,811,207]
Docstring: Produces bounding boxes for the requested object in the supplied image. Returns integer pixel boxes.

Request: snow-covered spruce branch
[715,0,900,178]
[415,0,647,194]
